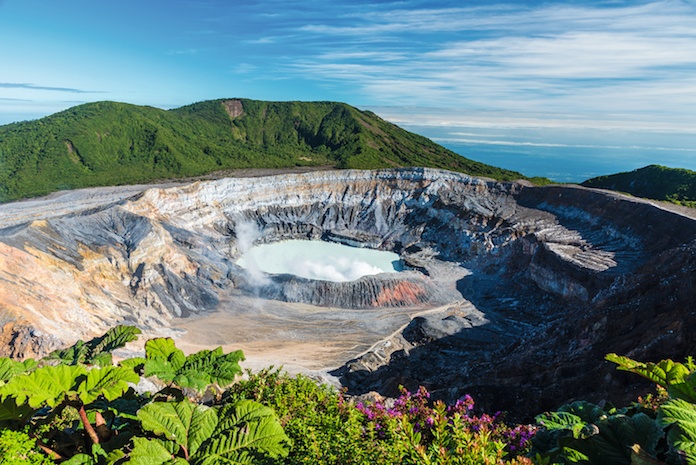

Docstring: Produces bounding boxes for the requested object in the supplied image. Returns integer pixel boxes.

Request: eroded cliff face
[0,168,694,417]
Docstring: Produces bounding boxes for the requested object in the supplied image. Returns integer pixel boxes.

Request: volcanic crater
[1,168,695,418]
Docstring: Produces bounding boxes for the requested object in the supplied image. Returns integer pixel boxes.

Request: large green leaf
[0,396,33,422]
[577,413,662,465]
[144,338,186,365]
[48,339,91,366]
[534,401,663,465]
[0,358,38,384]
[143,339,244,393]
[127,437,178,465]
[658,398,696,464]
[606,354,696,403]
[143,338,187,383]
[137,400,289,465]
[138,400,218,458]
[194,400,290,464]
[179,348,244,388]
[560,401,607,424]
[91,325,142,358]
[535,411,588,439]
[77,366,140,404]
[119,357,147,373]
[0,364,86,408]
[48,325,142,366]
[61,445,125,465]
[622,412,663,456]
[560,446,589,463]
[62,454,97,465]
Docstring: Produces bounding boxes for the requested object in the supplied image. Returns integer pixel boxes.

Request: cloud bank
[285,1,696,131]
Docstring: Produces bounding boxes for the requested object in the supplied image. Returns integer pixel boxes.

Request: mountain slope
[0,99,528,202]
[582,165,696,207]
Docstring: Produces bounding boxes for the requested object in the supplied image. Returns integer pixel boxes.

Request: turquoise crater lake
[236,240,403,283]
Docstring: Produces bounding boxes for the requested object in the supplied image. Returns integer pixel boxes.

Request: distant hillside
[582,165,696,207]
[0,99,531,202]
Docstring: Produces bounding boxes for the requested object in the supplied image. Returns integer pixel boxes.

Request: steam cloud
[234,220,271,287]
[286,256,384,282]
[236,239,400,283]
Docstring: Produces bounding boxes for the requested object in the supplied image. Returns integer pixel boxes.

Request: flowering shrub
[352,386,537,464]
[227,370,536,464]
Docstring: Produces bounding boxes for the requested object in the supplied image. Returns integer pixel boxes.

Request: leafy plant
[142,338,244,393]
[606,353,696,404]
[132,399,290,464]
[0,327,295,464]
[0,429,52,464]
[0,358,38,384]
[607,353,696,464]
[531,400,663,465]
[46,325,142,367]
[0,364,139,451]
[533,355,696,464]
[225,368,535,464]
[658,398,696,464]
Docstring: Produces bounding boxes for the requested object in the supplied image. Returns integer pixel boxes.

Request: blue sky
[1,0,696,180]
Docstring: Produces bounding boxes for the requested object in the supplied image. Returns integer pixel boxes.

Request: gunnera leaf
[47,325,142,366]
[143,338,244,392]
[90,325,142,359]
[0,396,34,422]
[535,411,588,439]
[606,354,696,403]
[658,398,696,464]
[137,400,218,458]
[127,437,178,465]
[0,364,87,408]
[194,400,290,463]
[0,358,38,384]
[143,338,187,383]
[76,366,140,405]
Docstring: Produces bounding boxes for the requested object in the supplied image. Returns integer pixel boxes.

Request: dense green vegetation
[0,326,536,464]
[1,325,695,464]
[582,165,696,208]
[0,99,530,202]
[531,354,696,464]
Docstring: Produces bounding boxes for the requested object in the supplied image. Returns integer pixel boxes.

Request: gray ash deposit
[0,167,694,418]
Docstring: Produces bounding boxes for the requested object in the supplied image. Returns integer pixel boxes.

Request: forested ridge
[0,99,531,202]
[582,164,696,207]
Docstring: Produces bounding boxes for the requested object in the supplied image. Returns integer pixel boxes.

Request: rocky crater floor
[0,168,694,419]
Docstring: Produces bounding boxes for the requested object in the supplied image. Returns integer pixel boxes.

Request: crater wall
[0,168,694,417]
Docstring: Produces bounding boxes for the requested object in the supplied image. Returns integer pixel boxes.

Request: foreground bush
[531,354,696,464]
[0,326,533,464]
[0,326,287,464]
[225,368,535,464]
[5,324,695,464]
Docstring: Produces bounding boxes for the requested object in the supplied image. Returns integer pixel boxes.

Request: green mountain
[0,99,530,202]
[582,164,696,207]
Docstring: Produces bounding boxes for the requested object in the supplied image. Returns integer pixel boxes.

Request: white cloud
[167,48,198,56]
[290,1,696,133]
[434,136,696,153]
